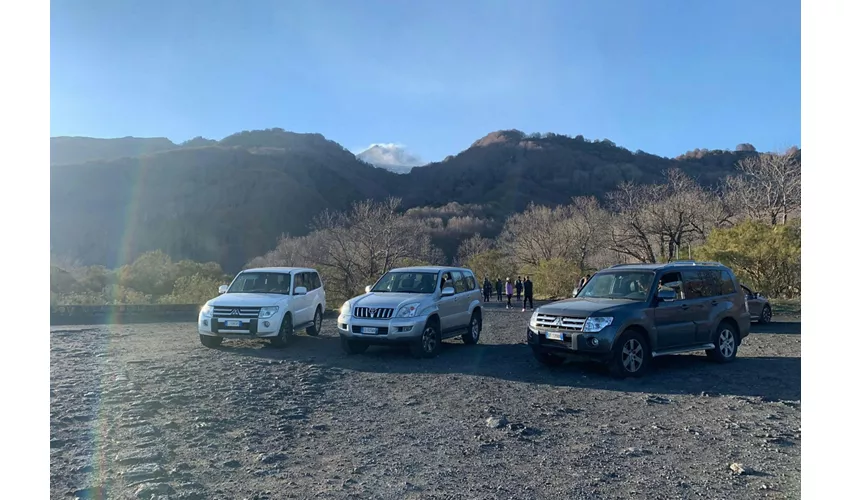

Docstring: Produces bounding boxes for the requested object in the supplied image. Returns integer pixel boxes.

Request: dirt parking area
[51,306,801,499]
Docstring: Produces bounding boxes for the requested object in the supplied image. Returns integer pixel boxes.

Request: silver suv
[336,266,484,358]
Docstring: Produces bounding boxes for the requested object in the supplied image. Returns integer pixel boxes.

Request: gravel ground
[51,305,801,499]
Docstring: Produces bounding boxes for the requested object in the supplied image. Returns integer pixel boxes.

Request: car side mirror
[294,286,307,296]
[657,289,677,302]
[441,287,455,297]
[218,285,229,294]
[365,285,372,293]
[572,287,579,298]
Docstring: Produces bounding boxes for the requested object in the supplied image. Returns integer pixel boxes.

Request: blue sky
[50,0,800,161]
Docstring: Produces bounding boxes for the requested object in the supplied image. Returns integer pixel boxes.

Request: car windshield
[227,272,291,294]
[371,272,438,294]
[577,271,654,301]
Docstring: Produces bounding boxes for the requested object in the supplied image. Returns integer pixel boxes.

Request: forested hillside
[50,127,790,272]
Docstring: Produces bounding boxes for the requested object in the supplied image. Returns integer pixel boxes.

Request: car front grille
[353,307,394,319]
[534,314,585,332]
[213,306,261,319]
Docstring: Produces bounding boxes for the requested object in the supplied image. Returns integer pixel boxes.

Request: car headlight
[397,303,421,318]
[200,304,214,317]
[340,301,351,316]
[259,306,279,319]
[583,317,613,333]
[530,309,539,323]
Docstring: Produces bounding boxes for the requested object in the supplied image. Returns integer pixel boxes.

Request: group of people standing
[481,276,534,311]
[478,272,595,312]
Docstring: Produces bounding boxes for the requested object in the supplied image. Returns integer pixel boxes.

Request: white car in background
[198,267,326,348]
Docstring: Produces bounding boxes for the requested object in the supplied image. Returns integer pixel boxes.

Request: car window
[658,272,684,300]
[439,272,452,290]
[228,272,291,294]
[682,270,722,298]
[462,270,477,291]
[577,271,653,300]
[293,272,306,291]
[451,271,467,293]
[719,270,736,295]
[373,272,438,293]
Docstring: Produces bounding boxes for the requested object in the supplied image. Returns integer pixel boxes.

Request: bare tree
[455,233,494,265]
[607,169,732,263]
[725,151,801,225]
[563,196,608,271]
[498,203,573,267]
[309,198,440,301]
[245,233,313,269]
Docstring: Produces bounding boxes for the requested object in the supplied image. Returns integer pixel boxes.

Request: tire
[461,310,482,345]
[608,329,651,378]
[340,335,368,354]
[706,321,738,362]
[306,307,323,336]
[410,319,441,359]
[531,348,566,367]
[758,305,772,324]
[200,334,222,348]
[270,314,293,347]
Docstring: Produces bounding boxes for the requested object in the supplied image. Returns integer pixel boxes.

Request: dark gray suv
[526,261,751,377]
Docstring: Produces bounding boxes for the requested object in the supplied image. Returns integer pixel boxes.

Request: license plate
[225,320,242,328]
[361,327,378,335]
[545,331,564,341]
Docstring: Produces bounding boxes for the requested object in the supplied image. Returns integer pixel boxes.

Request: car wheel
[461,311,481,345]
[200,335,222,348]
[531,347,565,367]
[340,335,368,354]
[270,314,293,347]
[608,329,650,378]
[410,319,441,358]
[758,305,772,324]
[706,321,738,362]
[306,307,323,336]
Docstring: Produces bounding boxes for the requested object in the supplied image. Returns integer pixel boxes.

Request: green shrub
[695,218,800,298]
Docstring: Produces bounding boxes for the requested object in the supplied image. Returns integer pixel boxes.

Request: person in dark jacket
[495,278,503,302]
[482,276,492,302]
[514,276,523,301]
[522,276,534,311]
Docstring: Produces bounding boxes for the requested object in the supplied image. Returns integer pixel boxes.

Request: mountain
[356,143,424,174]
[403,130,757,212]
[51,136,178,165]
[50,128,767,272]
[50,129,396,271]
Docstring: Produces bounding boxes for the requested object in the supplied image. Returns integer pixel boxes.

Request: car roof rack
[667,260,726,267]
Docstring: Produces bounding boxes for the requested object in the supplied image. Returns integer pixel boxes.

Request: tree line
[250,150,801,303]
[51,149,800,306]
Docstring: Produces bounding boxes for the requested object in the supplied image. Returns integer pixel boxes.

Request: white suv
[198,267,327,348]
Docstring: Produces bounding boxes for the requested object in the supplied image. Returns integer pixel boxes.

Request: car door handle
[711,300,718,305]
[680,304,689,310]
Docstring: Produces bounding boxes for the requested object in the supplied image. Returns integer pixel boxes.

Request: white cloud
[356,143,425,173]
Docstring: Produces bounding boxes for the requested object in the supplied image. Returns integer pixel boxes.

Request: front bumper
[526,324,615,357]
[198,313,283,339]
[337,313,428,343]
